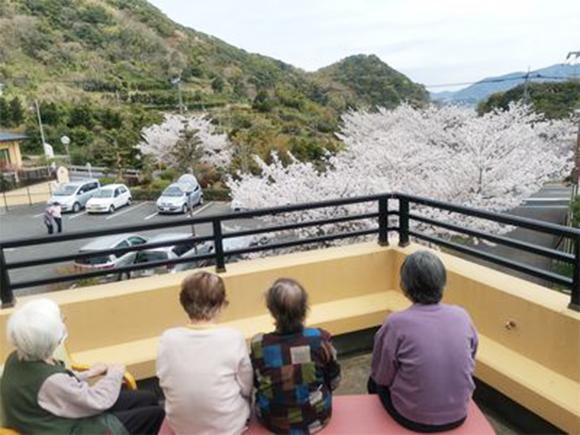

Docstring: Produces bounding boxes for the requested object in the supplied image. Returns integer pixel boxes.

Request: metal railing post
[378,196,389,246]
[26,186,32,205]
[0,247,15,308]
[212,219,226,273]
[2,190,8,211]
[570,234,580,311]
[399,197,410,247]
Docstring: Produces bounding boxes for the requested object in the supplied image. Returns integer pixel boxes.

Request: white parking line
[33,213,44,218]
[69,211,88,220]
[190,202,213,216]
[144,212,158,221]
[105,202,148,220]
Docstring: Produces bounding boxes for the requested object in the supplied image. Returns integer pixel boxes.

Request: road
[469,185,573,286]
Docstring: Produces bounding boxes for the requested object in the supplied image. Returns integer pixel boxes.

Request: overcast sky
[149,0,580,91]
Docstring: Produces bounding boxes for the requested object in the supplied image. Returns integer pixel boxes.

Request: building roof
[0,131,28,142]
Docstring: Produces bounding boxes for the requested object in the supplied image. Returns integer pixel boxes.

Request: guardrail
[0,192,578,310]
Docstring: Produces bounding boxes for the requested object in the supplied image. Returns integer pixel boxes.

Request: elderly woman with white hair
[369,250,479,433]
[1,298,164,435]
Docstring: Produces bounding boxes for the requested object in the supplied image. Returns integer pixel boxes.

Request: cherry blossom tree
[138,114,232,169]
[227,103,574,245]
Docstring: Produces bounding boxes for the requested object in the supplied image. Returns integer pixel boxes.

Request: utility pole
[34,100,46,146]
[522,66,531,105]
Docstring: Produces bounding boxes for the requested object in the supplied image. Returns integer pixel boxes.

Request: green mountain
[0,0,429,171]
[314,54,429,110]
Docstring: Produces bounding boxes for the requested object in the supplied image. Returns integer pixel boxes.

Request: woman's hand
[86,363,108,378]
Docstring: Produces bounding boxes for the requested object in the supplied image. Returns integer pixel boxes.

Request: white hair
[7,299,66,361]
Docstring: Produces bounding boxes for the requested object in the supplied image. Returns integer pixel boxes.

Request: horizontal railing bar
[10,251,218,290]
[6,235,215,270]
[225,228,380,257]
[222,212,381,239]
[409,213,576,263]
[220,194,386,221]
[409,231,573,288]
[398,193,580,238]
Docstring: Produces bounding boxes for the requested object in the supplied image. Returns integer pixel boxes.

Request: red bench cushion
[158,395,494,434]
[245,395,495,434]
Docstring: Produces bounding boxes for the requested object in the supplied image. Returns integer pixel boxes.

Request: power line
[424,74,575,89]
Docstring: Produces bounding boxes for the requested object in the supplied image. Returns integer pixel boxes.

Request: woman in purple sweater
[369,250,478,433]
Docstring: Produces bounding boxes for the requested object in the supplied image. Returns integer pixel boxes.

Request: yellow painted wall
[0,141,23,169]
[0,242,577,432]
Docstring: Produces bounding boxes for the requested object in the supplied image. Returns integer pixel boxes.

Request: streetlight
[171,75,184,116]
[60,135,71,165]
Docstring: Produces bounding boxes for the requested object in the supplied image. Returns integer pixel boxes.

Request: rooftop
[0,131,28,142]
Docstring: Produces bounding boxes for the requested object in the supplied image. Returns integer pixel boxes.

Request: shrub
[151,178,171,190]
[204,188,230,202]
[98,176,118,186]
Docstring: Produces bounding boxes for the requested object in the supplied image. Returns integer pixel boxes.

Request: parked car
[133,232,197,276]
[156,174,203,214]
[173,235,258,273]
[73,234,148,279]
[86,184,132,214]
[47,179,100,213]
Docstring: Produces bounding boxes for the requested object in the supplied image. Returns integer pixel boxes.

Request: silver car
[156,175,203,214]
[48,179,100,213]
[173,235,258,272]
[134,232,198,276]
[74,234,148,279]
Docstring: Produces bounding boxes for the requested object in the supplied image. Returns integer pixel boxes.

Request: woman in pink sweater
[156,272,253,435]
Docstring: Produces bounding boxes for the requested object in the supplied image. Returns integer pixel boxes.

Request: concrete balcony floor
[337,352,517,435]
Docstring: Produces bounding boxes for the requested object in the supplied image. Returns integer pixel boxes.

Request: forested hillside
[0,0,428,170]
[478,81,580,119]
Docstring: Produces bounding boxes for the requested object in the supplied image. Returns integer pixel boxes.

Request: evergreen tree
[9,97,24,127]
[0,97,10,127]
[171,124,203,174]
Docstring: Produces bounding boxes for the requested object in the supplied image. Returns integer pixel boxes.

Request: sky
[149,0,580,91]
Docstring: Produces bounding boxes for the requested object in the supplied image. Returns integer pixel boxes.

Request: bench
[158,395,495,435]
[73,290,410,379]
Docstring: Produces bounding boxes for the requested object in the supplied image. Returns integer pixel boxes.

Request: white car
[86,184,132,214]
[156,174,203,214]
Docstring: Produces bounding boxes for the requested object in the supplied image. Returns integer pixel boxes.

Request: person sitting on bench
[250,278,341,434]
[156,271,253,434]
[1,298,164,435]
[369,250,479,433]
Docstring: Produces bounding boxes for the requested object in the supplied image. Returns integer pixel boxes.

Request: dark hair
[180,271,228,321]
[400,251,446,304]
[266,278,309,333]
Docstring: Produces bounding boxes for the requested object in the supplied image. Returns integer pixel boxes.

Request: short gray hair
[400,251,446,304]
[266,278,309,333]
[7,299,66,361]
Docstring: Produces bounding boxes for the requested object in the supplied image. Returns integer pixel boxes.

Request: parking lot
[0,200,261,296]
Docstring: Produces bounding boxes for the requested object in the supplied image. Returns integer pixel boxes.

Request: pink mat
[159,395,495,435]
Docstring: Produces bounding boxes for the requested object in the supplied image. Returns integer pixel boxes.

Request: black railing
[0,192,578,310]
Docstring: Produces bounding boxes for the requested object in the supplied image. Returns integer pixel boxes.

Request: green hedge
[130,187,230,202]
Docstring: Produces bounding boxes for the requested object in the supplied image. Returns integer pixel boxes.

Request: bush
[130,187,163,201]
[203,188,230,201]
[151,179,171,190]
[159,169,177,181]
[98,176,118,186]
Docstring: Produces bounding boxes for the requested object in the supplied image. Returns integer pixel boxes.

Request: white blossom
[227,103,574,246]
[138,114,232,169]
